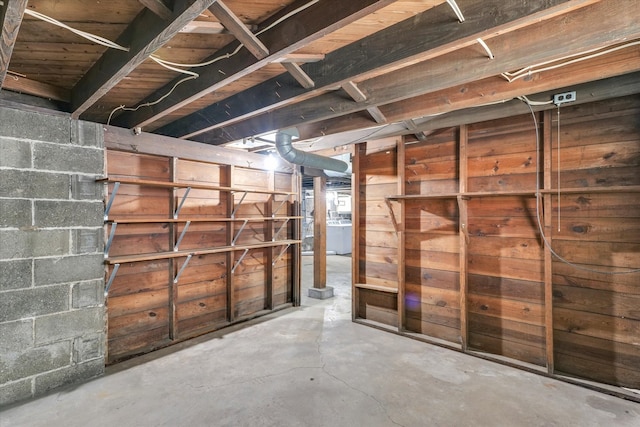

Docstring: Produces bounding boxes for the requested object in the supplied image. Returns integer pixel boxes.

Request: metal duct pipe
[275,128,349,173]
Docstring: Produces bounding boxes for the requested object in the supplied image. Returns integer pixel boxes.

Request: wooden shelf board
[386,186,640,200]
[106,240,301,265]
[98,177,296,195]
[354,283,399,294]
[106,216,303,224]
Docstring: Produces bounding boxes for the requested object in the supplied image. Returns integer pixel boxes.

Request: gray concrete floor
[2,255,639,426]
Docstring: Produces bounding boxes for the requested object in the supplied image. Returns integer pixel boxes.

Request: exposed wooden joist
[113,0,397,129]
[70,0,217,119]
[2,75,70,103]
[299,43,640,139]
[178,20,258,34]
[281,62,315,89]
[404,119,427,141]
[0,0,28,89]
[342,81,367,103]
[208,0,269,59]
[103,124,293,172]
[366,106,387,124]
[194,1,638,144]
[273,54,325,64]
[139,0,173,20]
[157,0,597,139]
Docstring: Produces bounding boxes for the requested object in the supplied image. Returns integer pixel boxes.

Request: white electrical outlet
[553,91,577,105]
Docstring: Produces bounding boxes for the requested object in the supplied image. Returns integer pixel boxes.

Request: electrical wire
[476,38,494,59]
[446,0,465,22]
[520,98,640,275]
[24,1,321,125]
[23,10,129,51]
[502,40,640,83]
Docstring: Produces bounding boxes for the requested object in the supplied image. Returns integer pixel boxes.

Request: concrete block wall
[0,106,106,406]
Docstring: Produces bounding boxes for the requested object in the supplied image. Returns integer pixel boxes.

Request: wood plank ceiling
[1,0,639,152]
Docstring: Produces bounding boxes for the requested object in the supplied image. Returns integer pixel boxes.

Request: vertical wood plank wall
[104,150,299,363]
[353,95,640,388]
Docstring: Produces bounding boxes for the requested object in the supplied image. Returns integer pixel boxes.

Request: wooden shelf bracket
[174,220,191,251]
[273,198,288,217]
[273,218,290,241]
[231,191,248,218]
[104,181,120,221]
[173,186,191,219]
[104,222,118,258]
[173,254,193,284]
[104,263,120,295]
[231,219,249,246]
[384,198,401,233]
[232,248,249,273]
[272,244,291,266]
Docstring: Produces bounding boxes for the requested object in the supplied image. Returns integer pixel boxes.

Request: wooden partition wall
[101,128,301,363]
[353,95,640,389]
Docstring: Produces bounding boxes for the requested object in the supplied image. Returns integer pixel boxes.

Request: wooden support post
[313,175,327,288]
[265,172,275,310]
[292,170,302,306]
[352,143,363,320]
[396,137,406,332]
[458,124,469,351]
[543,109,554,373]
[226,165,235,322]
[169,157,178,340]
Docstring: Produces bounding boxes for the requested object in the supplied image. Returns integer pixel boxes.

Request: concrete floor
[2,255,639,426]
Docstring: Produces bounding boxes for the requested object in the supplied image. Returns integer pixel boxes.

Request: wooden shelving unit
[354,97,640,390]
[101,152,302,363]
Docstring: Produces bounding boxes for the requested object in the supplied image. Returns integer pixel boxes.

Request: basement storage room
[1,0,639,424]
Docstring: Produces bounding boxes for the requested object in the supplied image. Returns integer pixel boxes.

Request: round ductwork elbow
[275,129,349,173]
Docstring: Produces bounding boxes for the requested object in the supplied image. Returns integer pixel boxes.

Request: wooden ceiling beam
[0,0,28,89]
[274,54,325,64]
[404,119,428,141]
[2,75,70,103]
[298,44,640,140]
[208,0,269,59]
[281,62,315,89]
[156,0,597,139]
[208,1,314,89]
[341,81,384,123]
[192,1,639,144]
[366,107,387,124]
[70,0,217,119]
[139,0,173,20]
[112,0,397,129]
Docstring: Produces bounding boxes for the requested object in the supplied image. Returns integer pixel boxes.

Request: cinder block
[72,229,103,255]
[71,121,104,148]
[35,201,103,228]
[0,259,32,291]
[0,378,33,407]
[73,334,104,363]
[34,358,104,396]
[0,138,31,168]
[72,280,104,308]
[0,169,70,200]
[33,143,103,174]
[34,306,104,345]
[0,340,70,384]
[34,254,104,286]
[0,107,70,143]
[0,229,70,260]
[71,174,104,200]
[0,319,34,352]
[0,286,69,323]
[0,199,32,228]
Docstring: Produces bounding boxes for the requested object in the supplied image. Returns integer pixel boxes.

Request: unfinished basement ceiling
[1,0,639,152]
